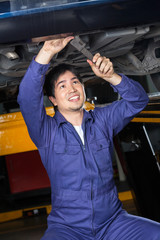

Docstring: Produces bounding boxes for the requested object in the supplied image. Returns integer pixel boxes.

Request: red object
[6,150,50,194]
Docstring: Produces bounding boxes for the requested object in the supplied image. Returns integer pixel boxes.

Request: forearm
[18,59,49,104]
[110,74,149,133]
[18,59,50,147]
[103,72,122,85]
[112,74,149,107]
[97,75,149,137]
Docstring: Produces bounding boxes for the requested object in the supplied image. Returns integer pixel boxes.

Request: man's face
[49,70,86,114]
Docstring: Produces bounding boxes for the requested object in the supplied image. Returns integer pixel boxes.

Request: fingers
[46,36,74,48]
[87,59,94,67]
[36,35,74,64]
[93,53,113,74]
[87,53,114,79]
[92,53,101,63]
[103,61,113,74]
[63,36,74,47]
[43,36,74,54]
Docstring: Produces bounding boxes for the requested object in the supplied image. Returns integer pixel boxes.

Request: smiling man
[48,68,85,125]
[18,37,160,240]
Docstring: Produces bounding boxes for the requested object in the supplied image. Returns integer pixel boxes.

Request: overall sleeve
[17,58,53,148]
[94,74,149,137]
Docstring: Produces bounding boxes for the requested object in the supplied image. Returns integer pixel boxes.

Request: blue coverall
[18,59,160,240]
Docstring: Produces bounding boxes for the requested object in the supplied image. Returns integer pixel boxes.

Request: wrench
[70,36,93,61]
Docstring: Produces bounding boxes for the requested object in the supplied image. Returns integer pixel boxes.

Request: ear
[49,96,57,106]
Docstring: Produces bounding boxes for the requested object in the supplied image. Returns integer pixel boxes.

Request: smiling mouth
[68,95,80,101]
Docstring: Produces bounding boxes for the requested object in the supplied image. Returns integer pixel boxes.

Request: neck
[59,108,84,126]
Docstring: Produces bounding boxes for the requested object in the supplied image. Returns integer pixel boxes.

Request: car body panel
[0,0,160,43]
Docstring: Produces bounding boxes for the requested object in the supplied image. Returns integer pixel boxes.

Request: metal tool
[70,36,93,61]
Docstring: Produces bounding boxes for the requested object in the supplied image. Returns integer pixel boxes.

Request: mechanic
[18,36,160,240]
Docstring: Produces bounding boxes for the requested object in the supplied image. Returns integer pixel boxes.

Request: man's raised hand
[35,36,74,64]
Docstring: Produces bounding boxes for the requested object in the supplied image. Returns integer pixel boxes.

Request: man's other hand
[87,53,122,85]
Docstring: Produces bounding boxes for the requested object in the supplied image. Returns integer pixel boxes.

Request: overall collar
[54,108,93,127]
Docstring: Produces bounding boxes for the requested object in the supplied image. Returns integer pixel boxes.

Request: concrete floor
[0,215,47,240]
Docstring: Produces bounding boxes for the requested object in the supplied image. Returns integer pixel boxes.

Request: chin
[70,104,84,112]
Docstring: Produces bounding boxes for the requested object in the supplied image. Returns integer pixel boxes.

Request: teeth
[69,96,79,100]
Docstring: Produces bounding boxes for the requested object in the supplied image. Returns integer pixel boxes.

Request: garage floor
[0,216,47,240]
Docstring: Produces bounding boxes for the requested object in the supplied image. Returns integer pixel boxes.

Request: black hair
[44,64,83,98]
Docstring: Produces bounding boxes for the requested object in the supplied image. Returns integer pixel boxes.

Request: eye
[73,80,79,84]
[60,85,65,89]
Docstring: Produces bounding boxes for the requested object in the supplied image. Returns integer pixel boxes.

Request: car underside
[0,0,160,110]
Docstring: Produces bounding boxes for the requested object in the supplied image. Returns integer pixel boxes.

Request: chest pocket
[92,138,112,172]
[54,144,81,187]
[54,144,80,155]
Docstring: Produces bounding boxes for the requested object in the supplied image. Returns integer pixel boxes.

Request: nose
[68,83,76,93]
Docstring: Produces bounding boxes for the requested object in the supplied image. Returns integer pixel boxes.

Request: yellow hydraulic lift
[1,104,160,156]
[0,103,94,156]
[132,110,160,123]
